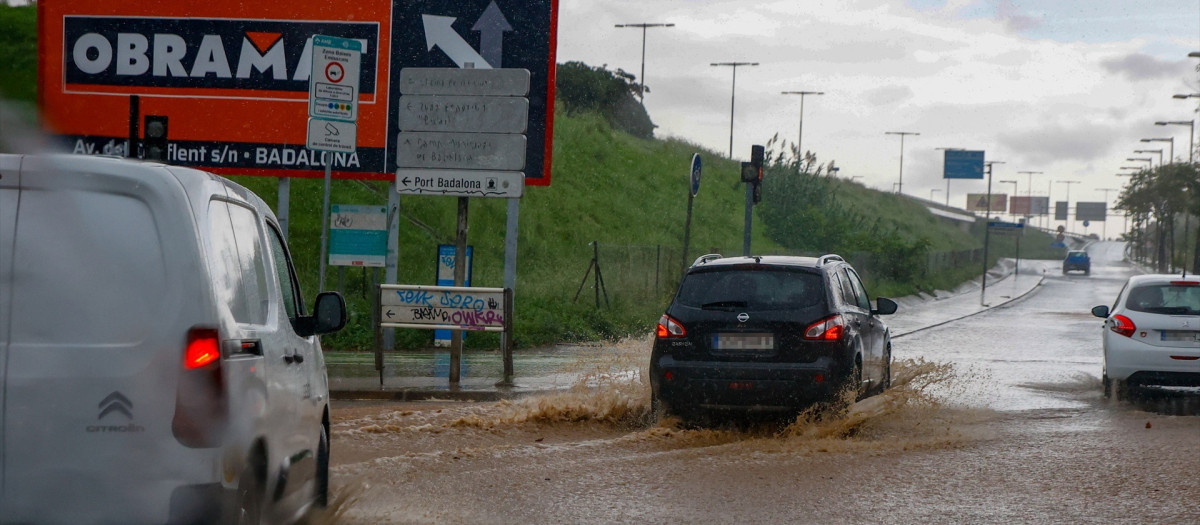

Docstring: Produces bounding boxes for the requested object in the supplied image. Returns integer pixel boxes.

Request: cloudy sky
[558,0,1200,215]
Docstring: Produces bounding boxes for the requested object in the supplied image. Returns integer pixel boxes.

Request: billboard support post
[981,160,1003,306]
[127,95,139,159]
[277,179,291,240]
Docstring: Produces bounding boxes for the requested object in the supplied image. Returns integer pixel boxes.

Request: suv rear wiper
[701,300,748,309]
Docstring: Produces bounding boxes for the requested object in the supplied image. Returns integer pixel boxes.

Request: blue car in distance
[1063,250,1091,275]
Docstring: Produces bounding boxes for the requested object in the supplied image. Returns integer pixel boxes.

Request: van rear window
[207,200,269,325]
[11,190,166,344]
[675,268,825,311]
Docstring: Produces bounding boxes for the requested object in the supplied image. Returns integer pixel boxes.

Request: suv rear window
[1124,284,1200,315]
[675,267,824,311]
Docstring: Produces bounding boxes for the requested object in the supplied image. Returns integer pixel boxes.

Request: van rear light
[657,314,686,338]
[804,314,845,341]
[1110,315,1136,338]
[173,327,228,448]
[1169,281,1198,286]
[184,329,220,369]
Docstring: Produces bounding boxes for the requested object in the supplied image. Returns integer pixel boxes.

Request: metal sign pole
[384,184,400,350]
[450,197,469,385]
[682,191,695,274]
[981,162,994,306]
[743,184,753,256]
[318,158,332,292]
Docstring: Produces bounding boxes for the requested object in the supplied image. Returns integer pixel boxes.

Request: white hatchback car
[0,154,345,524]
[1091,274,1200,400]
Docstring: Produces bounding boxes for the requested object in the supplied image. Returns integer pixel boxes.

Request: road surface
[318,242,1199,524]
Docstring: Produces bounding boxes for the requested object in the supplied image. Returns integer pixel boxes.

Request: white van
[0,154,346,524]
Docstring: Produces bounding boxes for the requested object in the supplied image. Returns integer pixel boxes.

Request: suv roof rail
[817,254,844,267]
[692,253,723,267]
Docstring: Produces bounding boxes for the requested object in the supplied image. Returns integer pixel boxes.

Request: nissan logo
[737,313,749,323]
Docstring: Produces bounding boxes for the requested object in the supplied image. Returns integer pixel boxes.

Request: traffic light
[750,145,764,204]
[143,115,169,161]
[740,162,757,182]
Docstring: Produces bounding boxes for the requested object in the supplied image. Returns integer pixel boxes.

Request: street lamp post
[1134,149,1163,167]
[1098,187,1119,240]
[781,90,824,167]
[981,160,1004,306]
[1126,157,1154,169]
[1155,121,1194,163]
[711,62,759,158]
[885,131,919,195]
[1055,180,1080,232]
[614,23,675,107]
[1141,138,1174,164]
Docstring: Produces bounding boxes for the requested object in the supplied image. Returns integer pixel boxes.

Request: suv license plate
[1160,331,1200,342]
[712,333,774,351]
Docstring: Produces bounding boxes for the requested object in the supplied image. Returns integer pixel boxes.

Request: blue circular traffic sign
[690,153,702,197]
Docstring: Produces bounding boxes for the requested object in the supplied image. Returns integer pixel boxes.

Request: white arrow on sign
[422,15,493,70]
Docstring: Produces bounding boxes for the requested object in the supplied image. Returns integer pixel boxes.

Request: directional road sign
[389,0,558,185]
[396,168,524,198]
[943,150,985,179]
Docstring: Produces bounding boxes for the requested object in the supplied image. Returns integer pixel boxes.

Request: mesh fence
[571,243,986,305]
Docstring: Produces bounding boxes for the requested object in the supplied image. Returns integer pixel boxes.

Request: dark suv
[650,254,898,421]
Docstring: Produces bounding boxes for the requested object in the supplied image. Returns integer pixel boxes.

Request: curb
[892,271,1046,340]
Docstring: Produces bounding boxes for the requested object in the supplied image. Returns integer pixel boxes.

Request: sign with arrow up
[389,0,558,186]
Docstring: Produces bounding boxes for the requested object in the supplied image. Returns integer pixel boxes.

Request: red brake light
[1169,281,1199,287]
[804,314,845,341]
[1110,315,1136,338]
[184,329,220,369]
[657,314,686,338]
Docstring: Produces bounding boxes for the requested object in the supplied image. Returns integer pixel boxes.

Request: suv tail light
[657,314,686,338]
[173,328,228,448]
[1110,315,1136,338]
[804,314,845,341]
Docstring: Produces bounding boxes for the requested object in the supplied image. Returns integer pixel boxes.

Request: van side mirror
[1090,305,1109,318]
[873,297,898,316]
[294,292,347,337]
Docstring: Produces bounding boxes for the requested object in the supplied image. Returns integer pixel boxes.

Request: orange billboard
[38,0,558,184]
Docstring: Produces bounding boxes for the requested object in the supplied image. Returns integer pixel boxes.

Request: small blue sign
[434,244,473,346]
[690,153,702,197]
[944,150,985,179]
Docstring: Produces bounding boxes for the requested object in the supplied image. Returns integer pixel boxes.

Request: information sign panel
[1055,201,1069,221]
[381,285,505,331]
[328,204,387,267]
[1076,202,1107,222]
[307,119,358,153]
[967,193,1007,212]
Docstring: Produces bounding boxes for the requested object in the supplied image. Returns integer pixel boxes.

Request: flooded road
[321,242,1200,524]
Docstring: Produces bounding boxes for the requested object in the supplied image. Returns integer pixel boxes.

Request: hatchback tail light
[1110,315,1136,338]
[656,314,686,338]
[804,314,845,341]
[173,328,228,448]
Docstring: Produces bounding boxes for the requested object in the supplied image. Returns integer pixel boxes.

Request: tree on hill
[555,61,654,139]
